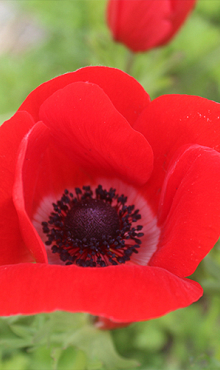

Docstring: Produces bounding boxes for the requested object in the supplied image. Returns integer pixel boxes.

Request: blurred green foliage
[0,293,220,370]
[1,0,220,120]
[1,0,220,369]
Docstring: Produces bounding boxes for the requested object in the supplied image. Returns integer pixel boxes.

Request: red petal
[0,112,34,264]
[150,145,220,277]
[13,122,49,263]
[18,66,150,126]
[13,122,91,262]
[0,263,202,322]
[134,95,220,212]
[39,81,153,186]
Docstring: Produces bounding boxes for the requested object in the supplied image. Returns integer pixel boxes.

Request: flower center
[42,185,144,267]
[64,198,120,242]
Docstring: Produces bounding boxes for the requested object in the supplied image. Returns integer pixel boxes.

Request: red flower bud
[107,0,196,52]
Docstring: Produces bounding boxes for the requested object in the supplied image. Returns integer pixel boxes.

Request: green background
[1,1,220,369]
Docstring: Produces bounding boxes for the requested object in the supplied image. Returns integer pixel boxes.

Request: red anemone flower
[107,0,196,52]
[1,66,220,328]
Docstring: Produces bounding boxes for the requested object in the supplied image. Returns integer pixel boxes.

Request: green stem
[125,50,135,75]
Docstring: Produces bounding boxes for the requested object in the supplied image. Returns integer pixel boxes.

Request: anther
[42,185,144,267]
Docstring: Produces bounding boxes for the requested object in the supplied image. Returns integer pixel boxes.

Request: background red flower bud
[107,0,197,52]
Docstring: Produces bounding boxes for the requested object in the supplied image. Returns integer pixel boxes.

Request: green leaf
[50,347,62,370]
[0,353,29,370]
[57,348,87,370]
[9,324,35,339]
[0,337,32,349]
[64,325,139,370]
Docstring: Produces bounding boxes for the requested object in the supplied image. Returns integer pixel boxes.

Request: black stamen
[42,185,144,267]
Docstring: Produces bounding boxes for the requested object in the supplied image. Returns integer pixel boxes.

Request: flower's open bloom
[107,0,196,52]
[1,66,220,327]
